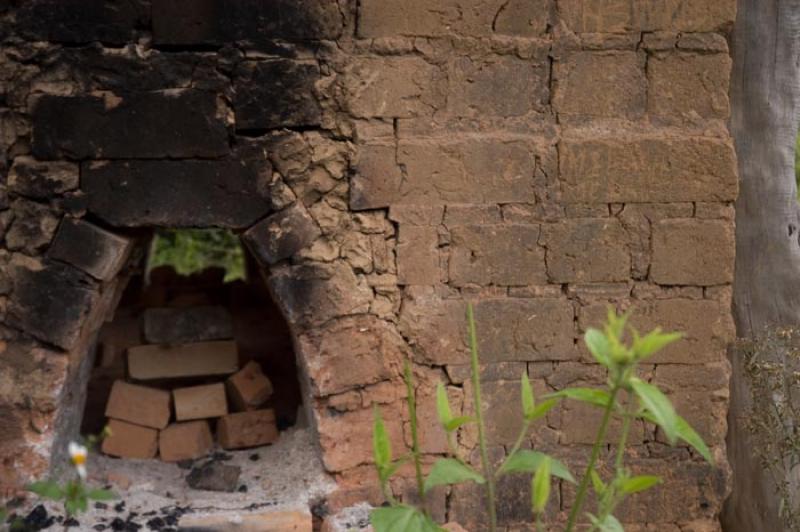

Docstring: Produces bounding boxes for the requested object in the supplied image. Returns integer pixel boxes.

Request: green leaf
[550,387,612,408]
[423,458,485,493]
[630,378,678,444]
[521,371,535,417]
[590,469,606,494]
[585,328,612,367]
[676,415,713,464]
[370,505,443,532]
[498,450,575,483]
[436,382,453,428]
[605,307,629,340]
[531,456,551,513]
[620,475,662,494]
[444,416,474,432]
[373,406,393,477]
[632,328,683,359]
[64,495,88,516]
[588,513,624,532]
[87,488,117,501]
[526,398,559,422]
[27,481,64,501]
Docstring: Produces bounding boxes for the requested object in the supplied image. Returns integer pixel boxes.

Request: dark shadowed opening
[80,229,303,454]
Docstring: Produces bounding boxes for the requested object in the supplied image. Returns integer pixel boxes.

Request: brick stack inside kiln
[98,304,279,462]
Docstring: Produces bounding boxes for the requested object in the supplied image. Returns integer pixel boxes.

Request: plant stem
[403,359,427,511]
[498,419,531,474]
[565,386,620,532]
[467,304,497,532]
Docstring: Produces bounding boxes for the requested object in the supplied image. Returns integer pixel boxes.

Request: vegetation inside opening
[147,228,246,282]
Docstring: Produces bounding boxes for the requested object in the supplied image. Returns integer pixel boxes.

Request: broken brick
[173,383,228,421]
[226,361,273,412]
[105,380,171,430]
[159,421,214,462]
[101,419,158,459]
[217,410,279,450]
[127,341,238,380]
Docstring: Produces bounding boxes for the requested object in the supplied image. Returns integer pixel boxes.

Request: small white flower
[68,442,88,480]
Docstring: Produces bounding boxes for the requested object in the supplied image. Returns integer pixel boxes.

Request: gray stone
[47,219,133,281]
[242,204,320,265]
[186,461,241,493]
[143,306,234,345]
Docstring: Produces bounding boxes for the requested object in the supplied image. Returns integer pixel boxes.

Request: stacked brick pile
[98,305,279,462]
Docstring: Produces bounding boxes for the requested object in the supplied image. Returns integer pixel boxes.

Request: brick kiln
[0,0,739,530]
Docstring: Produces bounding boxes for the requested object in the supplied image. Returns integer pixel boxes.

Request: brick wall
[0,1,737,529]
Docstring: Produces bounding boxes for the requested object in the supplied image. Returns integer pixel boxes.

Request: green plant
[148,228,246,282]
[27,431,116,517]
[371,305,713,532]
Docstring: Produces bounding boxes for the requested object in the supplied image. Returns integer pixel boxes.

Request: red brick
[217,410,279,450]
[226,361,273,412]
[101,419,158,459]
[180,510,312,531]
[159,421,214,462]
[127,341,238,380]
[173,383,228,421]
[105,380,171,430]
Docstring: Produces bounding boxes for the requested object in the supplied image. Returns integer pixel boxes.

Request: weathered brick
[242,204,321,265]
[397,225,440,285]
[449,224,547,286]
[101,419,158,460]
[217,409,279,450]
[234,60,321,130]
[345,57,445,119]
[8,157,79,200]
[179,510,312,532]
[159,421,214,462]
[560,136,738,203]
[105,380,171,430]
[15,0,147,44]
[648,53,732,120]
[7,258,98,350]
[31,91,229,160]
[173,383,228,421]
[449,57,548,117]
[268,263,372,328]
[399,291,576,364]
[296,315,405,396]
[554,52,646,120]
[651,219,734,285]
[81,159,272,229]
[559,0,736,33]
[357,0,550,38]
[579,298,734,364]
[226,361,273,411]
[352,140,536,209]
[152,0,342,45]
[316,403,405,471]
[127,341,239,380]
[47,219,133,281]
[5,199,60,253]
[542,219,630,282]
[143,306,233,344]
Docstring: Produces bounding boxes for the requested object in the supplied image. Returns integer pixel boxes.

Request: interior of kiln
[56,232,336,529]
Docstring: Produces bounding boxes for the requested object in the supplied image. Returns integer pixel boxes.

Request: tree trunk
[725,0,800,530]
